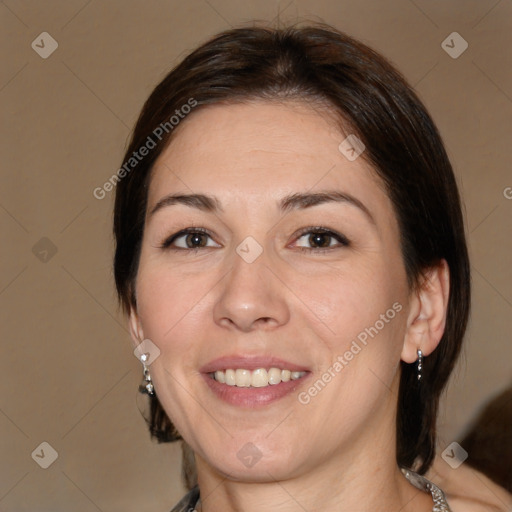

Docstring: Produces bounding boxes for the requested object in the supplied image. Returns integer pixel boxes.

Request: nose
[213,245,290,333]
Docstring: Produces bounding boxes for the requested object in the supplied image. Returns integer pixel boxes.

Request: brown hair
[113,23,470,479]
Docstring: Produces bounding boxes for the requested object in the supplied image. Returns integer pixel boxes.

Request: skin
[129,100,450,512]
[427,455,512,511]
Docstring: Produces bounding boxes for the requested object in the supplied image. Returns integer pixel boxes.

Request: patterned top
[169,468,452,511]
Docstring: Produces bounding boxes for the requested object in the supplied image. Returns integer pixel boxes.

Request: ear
[128,307,145,350]
[401,259,450,363]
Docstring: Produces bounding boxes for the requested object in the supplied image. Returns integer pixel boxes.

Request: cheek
[289,259,399,344]
[134,262,212,353]
[289,261,408,399]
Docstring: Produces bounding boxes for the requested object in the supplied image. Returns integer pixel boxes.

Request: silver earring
[416,349,423,381]
[139,352,155,396]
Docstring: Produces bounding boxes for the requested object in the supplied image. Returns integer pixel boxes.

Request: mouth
[209,368,307,387]
[200,356,311,407]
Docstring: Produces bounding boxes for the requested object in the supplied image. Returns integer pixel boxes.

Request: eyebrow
[149,190,375,225]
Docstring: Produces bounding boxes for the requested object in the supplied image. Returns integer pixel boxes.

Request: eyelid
[159,226,350,251]
[159,227,219,250]
[290,226,350,251]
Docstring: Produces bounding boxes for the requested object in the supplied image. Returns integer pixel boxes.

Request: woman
[113,23,486,511]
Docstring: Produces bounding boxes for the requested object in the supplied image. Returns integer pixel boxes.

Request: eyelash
[158,226,350,254]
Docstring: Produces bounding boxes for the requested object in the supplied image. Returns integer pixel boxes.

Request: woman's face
[131,100,412,480]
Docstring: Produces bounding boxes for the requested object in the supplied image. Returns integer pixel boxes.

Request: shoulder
[426,455,512,512]
[447,495,510,512]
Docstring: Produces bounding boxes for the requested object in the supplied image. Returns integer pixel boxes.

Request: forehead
[148,100,391,217]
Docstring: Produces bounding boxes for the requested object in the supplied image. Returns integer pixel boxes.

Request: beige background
[1,0,511,510]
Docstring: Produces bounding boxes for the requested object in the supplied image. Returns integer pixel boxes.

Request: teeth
[235,369,251,387]
[251,368,268,387]
[225,369,236,386]
[211,367,306,387]
[267,368,281,385]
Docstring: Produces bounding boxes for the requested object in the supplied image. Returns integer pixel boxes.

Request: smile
[210,368,307,388]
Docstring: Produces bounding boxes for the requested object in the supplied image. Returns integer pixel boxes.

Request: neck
[196,372,433,512]
[194,395,434,512]
[196,457,433,512]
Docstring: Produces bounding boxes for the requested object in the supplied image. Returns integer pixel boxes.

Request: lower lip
[202,373,311,407]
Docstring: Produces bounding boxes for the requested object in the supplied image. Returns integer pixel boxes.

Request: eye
[158,226,349,253]
[293,227,350,252]
[159,228,220,251]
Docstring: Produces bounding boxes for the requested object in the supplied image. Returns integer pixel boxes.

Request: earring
[139,352,155,396]
[416,349,423,381]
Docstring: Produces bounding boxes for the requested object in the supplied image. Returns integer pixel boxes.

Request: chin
[199,436,305,482]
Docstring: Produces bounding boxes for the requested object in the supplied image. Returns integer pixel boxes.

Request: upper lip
[200,355,310,374]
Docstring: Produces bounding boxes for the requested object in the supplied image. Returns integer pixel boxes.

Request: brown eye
[308,232,332,248]
[294,228,350,251]
[185,232,208,248]
[160,228,220,250]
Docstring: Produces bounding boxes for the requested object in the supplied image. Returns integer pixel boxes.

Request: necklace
[401,467,452,511]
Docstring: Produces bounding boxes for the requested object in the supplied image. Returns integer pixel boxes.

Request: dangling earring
[416,349,423,381]
[139,352,155,396]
